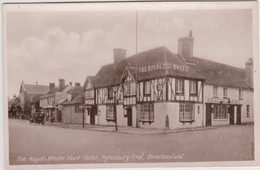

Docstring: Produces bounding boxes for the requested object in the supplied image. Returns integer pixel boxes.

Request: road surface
[8,119,254,165]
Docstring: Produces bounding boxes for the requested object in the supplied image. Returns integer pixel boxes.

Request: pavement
[39,119,226,134]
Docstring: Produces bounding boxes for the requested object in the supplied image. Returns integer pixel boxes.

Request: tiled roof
[93,46,204,88]
[184,56,250,89]
[61,93,84,105]
[86,46,250,89]
[67,86,83,94]
[23,84,49,95]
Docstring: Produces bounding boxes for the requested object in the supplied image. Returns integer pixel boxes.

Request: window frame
[223,87,228,98]
[239,89,243,100]
[189,80,197,96]
[106,105,115,121]
[179,103,195,122]
[139,103,154,123]
[107,87,113,100]
[246,105,250,118]
[143,81,151,96]
[213,86,218,97]
[75,104,82,113]
[124,81,136,96]
[213,104,228,119]
[175,79,184,95]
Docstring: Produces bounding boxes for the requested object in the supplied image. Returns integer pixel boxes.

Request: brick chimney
[59,79,65,89]
[245,58,253,88]
[75,82,81,87]
[178,31,194,58]
[113,48,126,67]
[49,83,55,90]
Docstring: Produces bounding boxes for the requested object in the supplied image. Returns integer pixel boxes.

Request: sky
[5,7,253,97]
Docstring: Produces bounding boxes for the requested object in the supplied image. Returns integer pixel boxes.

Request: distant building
[19,81,49,119]
[61,85,84,124]
[39,79,73,122]
[83,31,254,129]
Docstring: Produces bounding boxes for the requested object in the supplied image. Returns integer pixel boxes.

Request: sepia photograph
[2,1,259,169]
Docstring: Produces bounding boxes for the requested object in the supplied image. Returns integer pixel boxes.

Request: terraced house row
[83,32,254,129]
[17,32,254,130]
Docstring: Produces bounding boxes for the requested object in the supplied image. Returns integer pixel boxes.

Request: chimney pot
[75,82,81,87]
[49,83,55,90]
[113,48,126,67]
[178,31,194,58]
[245,58,253,88]
[59,79,65,89]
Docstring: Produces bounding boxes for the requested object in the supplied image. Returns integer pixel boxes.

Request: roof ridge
[188,56,245,71]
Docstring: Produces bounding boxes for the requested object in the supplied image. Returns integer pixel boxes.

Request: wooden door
[206,104,212,126]
[127,108,132,126]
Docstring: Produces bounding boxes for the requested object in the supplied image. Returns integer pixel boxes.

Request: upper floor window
[223,88,228,98]
[108,87,113,100]
[189,80,197,95]
[68,94,72,101]
[124,82,136,96]
[213,86,218,97]
[144,81,151,95]
[86,89,94,99]
[239,89,243,99]
[176,79,184,94]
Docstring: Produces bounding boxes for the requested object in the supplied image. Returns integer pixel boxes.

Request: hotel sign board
[138,63,189,73]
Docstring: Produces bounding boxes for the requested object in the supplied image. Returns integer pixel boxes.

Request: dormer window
[124,82,136,96]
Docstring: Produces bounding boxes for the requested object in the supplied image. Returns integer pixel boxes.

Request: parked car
[29,111,45,125]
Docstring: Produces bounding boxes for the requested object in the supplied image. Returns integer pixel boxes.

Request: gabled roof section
[61,93,84,105]
[84,76,96,90]
[183,56,250,89]
[93,46,204,88]
[22,83,49,95]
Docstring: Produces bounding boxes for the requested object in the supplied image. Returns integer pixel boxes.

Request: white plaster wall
[96,105,127,126]
[168,103,203,129]
[241,89,254,123]
[138,103,167,129]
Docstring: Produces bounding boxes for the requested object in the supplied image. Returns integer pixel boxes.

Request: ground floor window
[139,103,154,122]
[75,104,82,113]
[179,103,195,122]
[246,105,250,118]
[106,105,115,120]
[213,104,228,119]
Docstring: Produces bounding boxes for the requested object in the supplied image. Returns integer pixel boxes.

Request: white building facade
[83,32,254,130]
